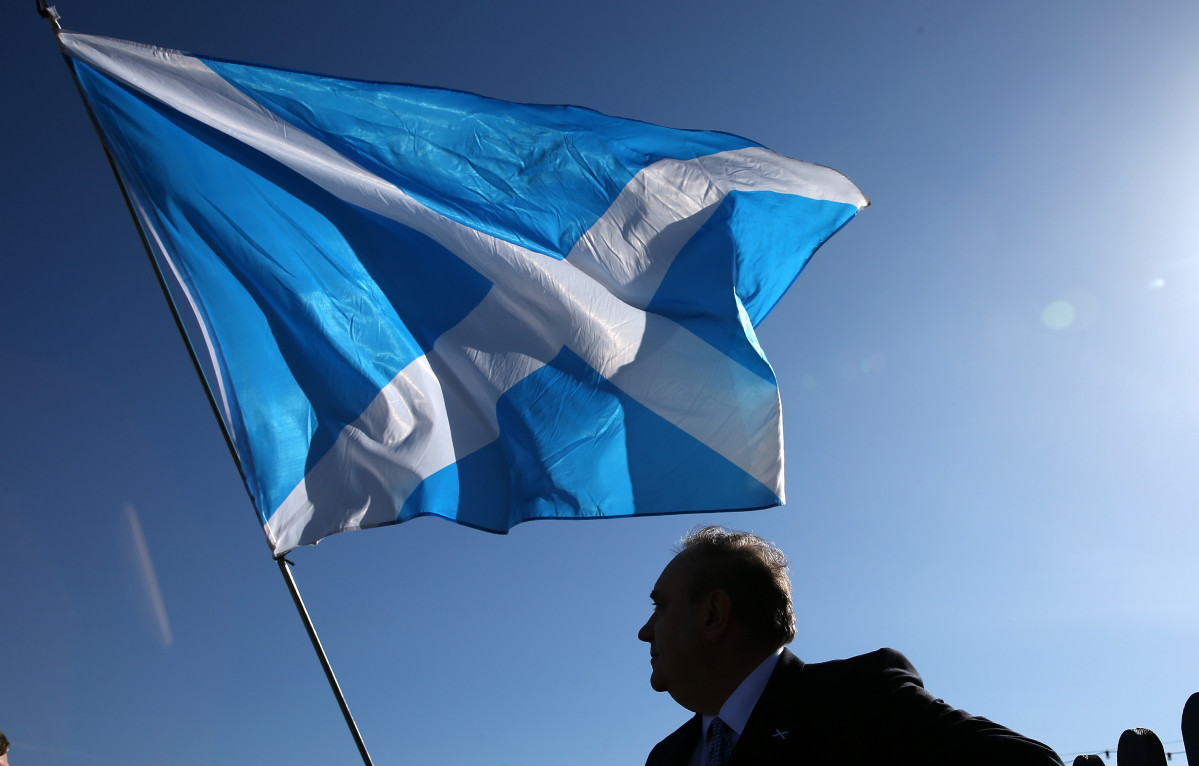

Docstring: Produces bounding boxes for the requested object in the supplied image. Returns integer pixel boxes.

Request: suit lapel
[727,649,807,766]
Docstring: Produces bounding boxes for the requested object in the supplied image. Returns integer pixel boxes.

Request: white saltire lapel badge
[772,729,789,740]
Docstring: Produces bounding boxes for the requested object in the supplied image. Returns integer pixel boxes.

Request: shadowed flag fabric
[59,32,868,556]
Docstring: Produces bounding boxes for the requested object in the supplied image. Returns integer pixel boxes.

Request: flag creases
[60,32,866,555]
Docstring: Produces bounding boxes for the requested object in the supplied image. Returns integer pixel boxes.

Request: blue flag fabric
[60,32,867,556]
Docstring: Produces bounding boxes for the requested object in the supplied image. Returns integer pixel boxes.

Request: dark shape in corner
[1182,693,1198,766]
[1117,728,1166,766]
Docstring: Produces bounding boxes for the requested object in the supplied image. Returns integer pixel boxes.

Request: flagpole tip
[36,0,62,31]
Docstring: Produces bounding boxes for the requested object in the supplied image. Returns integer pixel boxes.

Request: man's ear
[701,588,732,639]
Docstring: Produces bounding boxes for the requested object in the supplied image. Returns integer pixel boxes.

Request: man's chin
[649,673,668,693]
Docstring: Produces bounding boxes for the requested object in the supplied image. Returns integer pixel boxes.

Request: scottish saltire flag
[60,32,867,556]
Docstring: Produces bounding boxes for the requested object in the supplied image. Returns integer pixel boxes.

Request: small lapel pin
[772,729,789,740]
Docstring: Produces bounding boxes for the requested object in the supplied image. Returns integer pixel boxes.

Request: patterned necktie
[705,716,734,766]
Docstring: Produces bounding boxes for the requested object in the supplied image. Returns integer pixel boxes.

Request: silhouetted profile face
[637,549,708,708]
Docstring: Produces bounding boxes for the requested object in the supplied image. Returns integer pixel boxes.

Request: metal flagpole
[278,557,376,766]
[38,6,376,763]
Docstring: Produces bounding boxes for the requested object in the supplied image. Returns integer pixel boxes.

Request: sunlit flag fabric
[59,32,868,556]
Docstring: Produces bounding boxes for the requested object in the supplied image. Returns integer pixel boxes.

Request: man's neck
[696,645,780,715]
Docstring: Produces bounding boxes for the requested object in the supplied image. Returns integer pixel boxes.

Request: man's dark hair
[0,730,9,756]
[677,525,796,648]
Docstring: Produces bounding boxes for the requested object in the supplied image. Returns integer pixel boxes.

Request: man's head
[675,526,796,649]
[637,526,795,713]
[0,729,9,766]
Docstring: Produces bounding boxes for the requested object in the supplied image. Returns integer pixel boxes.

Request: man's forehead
[653,549,699,594]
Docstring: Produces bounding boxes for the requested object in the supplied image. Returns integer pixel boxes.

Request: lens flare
[1041,300,1076,330]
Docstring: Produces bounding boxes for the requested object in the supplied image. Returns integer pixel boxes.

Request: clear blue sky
[3,1,1197,764]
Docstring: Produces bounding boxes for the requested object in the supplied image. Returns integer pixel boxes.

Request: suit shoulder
[798,647,930,705]
[805,647,920,678]
[861,647,918,671]
[868,647,923,679]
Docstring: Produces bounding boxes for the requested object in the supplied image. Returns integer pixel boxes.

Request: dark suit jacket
[645,648,1062,766]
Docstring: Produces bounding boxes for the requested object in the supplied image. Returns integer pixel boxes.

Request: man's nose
[637,615,654,643]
